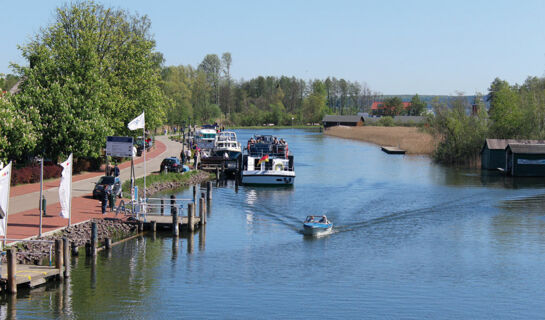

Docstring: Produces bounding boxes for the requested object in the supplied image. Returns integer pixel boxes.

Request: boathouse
[322,115,364,129]
[505,143,545,176]
[481,139,545,170]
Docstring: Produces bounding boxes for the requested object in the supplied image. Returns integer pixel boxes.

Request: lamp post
[291,117,294,128]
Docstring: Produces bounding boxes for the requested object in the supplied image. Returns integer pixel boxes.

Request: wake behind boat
[303,215,333,236]
[241,135,295,185]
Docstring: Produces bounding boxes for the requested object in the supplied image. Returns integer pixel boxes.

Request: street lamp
[291,117,294,127]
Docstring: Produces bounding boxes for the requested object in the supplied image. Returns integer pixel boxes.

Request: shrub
[11,164,62,185]
[377,116,395,127]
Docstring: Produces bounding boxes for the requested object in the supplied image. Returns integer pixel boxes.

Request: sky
[2,0,545,95]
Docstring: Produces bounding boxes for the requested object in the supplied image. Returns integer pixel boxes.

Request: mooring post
[63,237,70,278]
[193,185,197,202]
[160,198,164,215]
[138,221,144,233]
[199,197,206,225]
[216,167,220,179]
[172,206,179,237]
[55,239,64,280]
[170,194,176,213]
[188,203,195,232]
[151,220,157,233]
[71,242,79,256]
[105,238,112,250]
[207,181,212,202]
[90,222,97,256]
[7,248,17,294]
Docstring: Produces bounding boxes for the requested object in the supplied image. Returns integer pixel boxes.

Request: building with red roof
[371,101,411,116]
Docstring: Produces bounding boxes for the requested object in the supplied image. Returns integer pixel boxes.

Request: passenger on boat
[319,216,327,223]
[305,216,314,223]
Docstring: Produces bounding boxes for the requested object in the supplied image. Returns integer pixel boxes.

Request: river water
[4,129,545,319]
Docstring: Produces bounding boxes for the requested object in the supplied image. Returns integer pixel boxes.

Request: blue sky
[2,0,545,95]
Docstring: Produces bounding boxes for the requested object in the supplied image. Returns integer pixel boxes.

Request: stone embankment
[144,171,212,196]
[8,219,136,264]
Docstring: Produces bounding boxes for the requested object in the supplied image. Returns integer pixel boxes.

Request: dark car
[92,176,122,199]
[160,157,181,173]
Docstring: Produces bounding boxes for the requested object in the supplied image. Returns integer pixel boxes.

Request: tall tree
[14,1,167,160]
[409,94,426,116]
[221,52,232,117]
[198,54,221,107]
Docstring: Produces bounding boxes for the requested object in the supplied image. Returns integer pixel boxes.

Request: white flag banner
[0,162,12,237]
[128,112,145,130]
[59,154,73,219]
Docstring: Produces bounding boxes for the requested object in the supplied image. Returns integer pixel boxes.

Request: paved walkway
[5,135,184,241]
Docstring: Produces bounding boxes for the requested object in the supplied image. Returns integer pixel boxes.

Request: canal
[4,128,545,319]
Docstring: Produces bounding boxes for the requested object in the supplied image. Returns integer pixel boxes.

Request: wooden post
[63,237,70,278]
[160,198,164,215]
[105,238,112,249]
[7,248,17,294]
[138,221,144,233]
[216,167,220,180]
[193,185,197,202]
[188,203,195,232]
[172,206,179,237]
[206,181,212,202]
[55,239,64,280]
[199,197,206,225]
[89,222,97,257]
[151,221,157,232]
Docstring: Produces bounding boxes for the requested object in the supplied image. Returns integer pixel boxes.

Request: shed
[322,115,364,129]
[481,139,545,170]
[505,143,545,176]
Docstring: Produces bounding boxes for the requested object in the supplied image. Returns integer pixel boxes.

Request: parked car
[160,157,182,173]
[92,176,122,199]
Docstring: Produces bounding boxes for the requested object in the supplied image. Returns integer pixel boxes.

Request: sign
[106,136,134,157]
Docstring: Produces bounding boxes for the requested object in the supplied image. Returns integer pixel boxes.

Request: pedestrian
[181,150,185,164]
[101,186,109,215]
[113,164,120,177]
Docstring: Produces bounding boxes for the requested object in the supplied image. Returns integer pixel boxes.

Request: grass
[121,170,206,194]
[324,126,437,155]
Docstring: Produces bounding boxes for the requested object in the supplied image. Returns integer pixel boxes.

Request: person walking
[101,186,110,215]
[113,164,120,177]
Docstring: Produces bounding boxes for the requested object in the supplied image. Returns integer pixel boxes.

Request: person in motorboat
[305,216,315,223]
[319,215,327,223]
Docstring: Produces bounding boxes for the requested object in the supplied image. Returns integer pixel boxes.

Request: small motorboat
[303,215,333,236]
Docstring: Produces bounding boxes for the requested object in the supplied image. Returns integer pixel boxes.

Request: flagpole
[4,162,12,248]
[143,116,146,206]
[68,154,72,226]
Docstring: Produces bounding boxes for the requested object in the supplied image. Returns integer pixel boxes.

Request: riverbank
[7,219,137,264]
[324,126,437,155]
[122,170,214,197]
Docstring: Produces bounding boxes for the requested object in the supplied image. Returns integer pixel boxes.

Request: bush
[11,164,62,185]
[377,116,395,127]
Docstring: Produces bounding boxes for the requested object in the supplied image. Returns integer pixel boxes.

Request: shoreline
[324,126,437,155]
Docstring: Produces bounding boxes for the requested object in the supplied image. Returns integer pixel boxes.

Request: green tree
[488,86,523,138]
[384,97,403,116]
[161,65,193,126]
[198,54,221,106]
[409,94,426,116]
[302,80,327,123]
[0,95,39,163]
[14,1,167,160]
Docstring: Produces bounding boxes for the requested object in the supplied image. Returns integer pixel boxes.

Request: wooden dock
[381,146,406,154]
[136,215,201,230]
[0,265,61,291]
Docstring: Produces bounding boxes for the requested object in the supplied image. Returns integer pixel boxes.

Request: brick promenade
[5,136,178,241]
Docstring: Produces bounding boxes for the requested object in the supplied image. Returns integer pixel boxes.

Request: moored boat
[241,135,295,185]
[303,215,333,236]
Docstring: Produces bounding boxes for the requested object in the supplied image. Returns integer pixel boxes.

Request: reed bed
[324,126,437,155]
